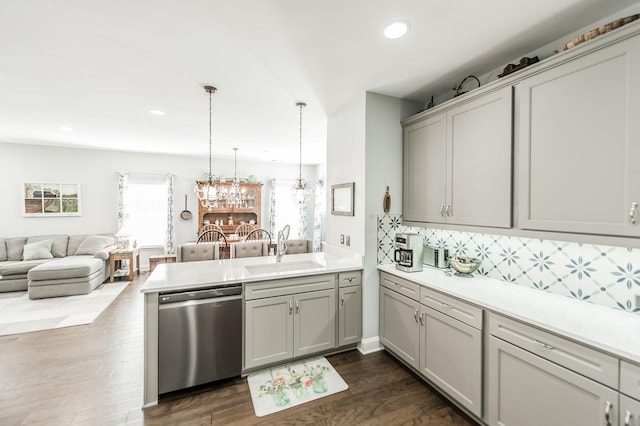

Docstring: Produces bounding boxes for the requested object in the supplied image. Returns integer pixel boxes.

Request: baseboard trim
[358,336,382,355]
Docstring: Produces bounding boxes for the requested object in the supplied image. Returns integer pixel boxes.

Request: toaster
[423,246,449,269]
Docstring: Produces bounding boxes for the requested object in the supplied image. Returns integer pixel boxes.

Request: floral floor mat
[247,356,348,417]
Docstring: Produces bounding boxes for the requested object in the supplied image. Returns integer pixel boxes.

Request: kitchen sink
[245,261,325,275]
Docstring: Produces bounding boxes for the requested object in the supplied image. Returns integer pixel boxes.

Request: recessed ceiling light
[384,21,409,39]
[59,126,73,132]
[149,110,165,116]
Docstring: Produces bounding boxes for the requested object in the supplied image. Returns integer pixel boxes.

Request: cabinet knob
[630,202,638,225]
[624,410,633,426]
[604,401,613,426]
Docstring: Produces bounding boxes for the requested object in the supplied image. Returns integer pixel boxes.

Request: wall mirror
[331,182,354,216]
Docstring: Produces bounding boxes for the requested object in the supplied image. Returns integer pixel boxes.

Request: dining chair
[200,223,225,234]
[230,241,269,258]
[244,228,272,247]
[196,230,229,258]
[285,239,313,254]
[234,223,255,238]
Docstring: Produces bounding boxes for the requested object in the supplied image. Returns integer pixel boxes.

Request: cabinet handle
[630,202,638,225]
[341,294,345,306]
[441,302,453,310]
[532,339,555,350]
[419,311,424,326]
[345,277,354,282]
[295,300,299,314]
[604,401,613,426]
[414,309,419,323]
[440,205,445,217]
[445,205,451,216]
[624,410,633,426]
[289,301,293,315]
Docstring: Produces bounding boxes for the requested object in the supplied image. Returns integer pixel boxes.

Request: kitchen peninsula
[140,245,363,407]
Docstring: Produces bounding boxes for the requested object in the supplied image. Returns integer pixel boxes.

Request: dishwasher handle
[159,294,242,309]
[159,285,242,304]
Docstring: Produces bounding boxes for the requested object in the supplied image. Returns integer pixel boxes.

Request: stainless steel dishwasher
[158,284,242,394]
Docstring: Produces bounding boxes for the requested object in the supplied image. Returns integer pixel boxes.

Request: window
[271,179,306,239]
[118,173,174,250]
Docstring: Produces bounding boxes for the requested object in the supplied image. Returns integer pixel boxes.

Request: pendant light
[292,102,311,205]
[227,147,245,207]
[195,85,223,210]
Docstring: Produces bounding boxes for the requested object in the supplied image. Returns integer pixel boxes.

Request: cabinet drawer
[380,272,420,301]
[420,287,482,330]
[622,361,640,400]
[338,270,362,287]
[245,274,336,300]
[488,312,618,388]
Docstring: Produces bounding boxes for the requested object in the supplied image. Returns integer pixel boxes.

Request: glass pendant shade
[227,148,245,207]
[292,102,311,205]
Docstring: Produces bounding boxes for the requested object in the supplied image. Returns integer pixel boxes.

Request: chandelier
[227,147,245,207]
[292,102,311,205]
[195,85,224,210]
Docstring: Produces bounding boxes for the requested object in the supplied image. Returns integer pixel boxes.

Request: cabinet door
[420,307,482,417]
[403,113,447,223]
[447,86,513,227]
[338,285,362,347]
[244,295,294,369]
[620,395,640,426]
[488,336,618,426]
[294,289,336,357]
[518,35,640,236]
[379,286,420,370]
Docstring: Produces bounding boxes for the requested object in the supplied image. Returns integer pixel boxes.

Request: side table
[149,254,177,272]
[110,248,140,283]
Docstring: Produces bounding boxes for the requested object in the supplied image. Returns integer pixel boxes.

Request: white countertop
[141,245,363,294]
[378,264,640,365]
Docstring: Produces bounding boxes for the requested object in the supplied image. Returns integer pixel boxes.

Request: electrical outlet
[340,234,344,244]
[346,235,350,246]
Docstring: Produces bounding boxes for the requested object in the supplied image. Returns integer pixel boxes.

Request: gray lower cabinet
[338,285,362,347]
[379,285,420,369]
[420,307,482,417]
[621,395,640,426]
[379,272,483,418]
[517,32,640,236]
[244,274,338,370]
[488,336,618,426]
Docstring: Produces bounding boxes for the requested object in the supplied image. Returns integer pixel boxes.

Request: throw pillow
[22,239,54,261]
[75,235,115,256]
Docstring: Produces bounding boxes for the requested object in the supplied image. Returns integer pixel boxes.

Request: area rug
[247,356,348,417]
[0,282,128,336]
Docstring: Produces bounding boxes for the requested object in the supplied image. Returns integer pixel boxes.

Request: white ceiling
[1,0,637,165]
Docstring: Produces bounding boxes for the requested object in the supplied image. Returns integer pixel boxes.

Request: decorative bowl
[450,255,481,277]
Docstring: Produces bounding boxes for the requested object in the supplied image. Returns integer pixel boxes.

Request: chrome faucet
[275,224,290,262]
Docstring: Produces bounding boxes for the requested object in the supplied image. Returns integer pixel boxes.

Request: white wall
[325,93,421,352]
[325,95,366,254]
[362,93,422,344]
[0,142,316,244]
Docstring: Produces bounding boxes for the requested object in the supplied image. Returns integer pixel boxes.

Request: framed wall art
[23,183,81,217]
[331,182,354,216]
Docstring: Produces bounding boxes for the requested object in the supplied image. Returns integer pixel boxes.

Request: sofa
[0,234,117,299]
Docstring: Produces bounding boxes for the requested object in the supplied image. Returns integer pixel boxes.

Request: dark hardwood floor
[0,273,476,425]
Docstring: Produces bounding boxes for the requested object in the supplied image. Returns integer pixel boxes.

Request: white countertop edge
[378,264,640,365]
[141,250,363,294]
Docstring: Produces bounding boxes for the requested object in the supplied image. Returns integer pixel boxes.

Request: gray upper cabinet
[402,86,513,228]
[518,33,640,236]
[403,113,447,223]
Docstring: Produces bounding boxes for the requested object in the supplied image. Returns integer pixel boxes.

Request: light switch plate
[346,235,350,246]
[340,234,344,244]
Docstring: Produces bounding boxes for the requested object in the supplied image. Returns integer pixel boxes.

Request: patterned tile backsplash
[377,214,640,314]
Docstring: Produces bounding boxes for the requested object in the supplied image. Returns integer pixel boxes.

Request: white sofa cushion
[0,239,6,262]
[23,239,54,261]
[28,256,104,281]
[26,235,69,258]
[6,237,27,261]
[74,235,115,256]
[0,259,54,276]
